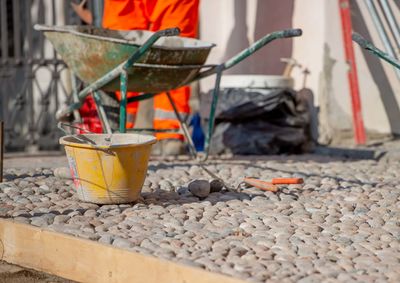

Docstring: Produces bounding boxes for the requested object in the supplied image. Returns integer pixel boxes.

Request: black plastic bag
[200,88,313,155]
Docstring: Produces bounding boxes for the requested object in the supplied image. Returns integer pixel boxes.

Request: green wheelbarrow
[35,24,303,160]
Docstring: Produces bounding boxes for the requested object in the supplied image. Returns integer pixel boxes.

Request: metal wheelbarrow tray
[36,25,214,93]
[35,24,302,159]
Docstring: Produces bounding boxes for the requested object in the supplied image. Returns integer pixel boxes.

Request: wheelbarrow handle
[352,32,370,49]
[352,32,400,70]
[282,29,303,38]
[223,28,303,70]
[195,28,303,80]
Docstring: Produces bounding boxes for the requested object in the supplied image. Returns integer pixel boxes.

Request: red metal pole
[339,0,366,145]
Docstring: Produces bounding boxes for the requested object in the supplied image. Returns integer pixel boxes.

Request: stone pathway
[1,154,399,282]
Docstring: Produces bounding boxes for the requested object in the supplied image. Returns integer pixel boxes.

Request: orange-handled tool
[243,178,279,192]
[271,178,304,185]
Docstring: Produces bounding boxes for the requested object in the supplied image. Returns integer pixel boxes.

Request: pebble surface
[1,154,400,282]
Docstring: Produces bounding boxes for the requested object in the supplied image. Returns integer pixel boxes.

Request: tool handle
[243,178,278,193]
[352,32,370,49]
[57,122,95,135]
[271,178,304,185]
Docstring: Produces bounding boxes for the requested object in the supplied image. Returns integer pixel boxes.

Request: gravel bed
[1,155,400,282]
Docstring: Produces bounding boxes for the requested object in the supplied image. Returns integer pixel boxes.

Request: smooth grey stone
[188,180,210,198]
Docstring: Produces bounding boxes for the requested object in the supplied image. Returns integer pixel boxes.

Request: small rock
[188,180,210,198]
[176,186,190,195]
[210,179,224,193]
[99,234,114,245]
[159,180,175,192]
[113,237,133,249]
[54,167,72,179]
[39,185,51,193]
[54,215,70,224]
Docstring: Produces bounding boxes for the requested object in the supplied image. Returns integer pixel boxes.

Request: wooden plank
[0,219,245,283]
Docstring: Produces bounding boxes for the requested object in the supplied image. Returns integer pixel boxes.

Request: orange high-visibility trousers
[102,0,199,139]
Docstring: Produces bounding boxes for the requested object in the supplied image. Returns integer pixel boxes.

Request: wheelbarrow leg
[203,66,224,160]
[93,91,112,134]
[165,91,198,158]
[119,70,128,133]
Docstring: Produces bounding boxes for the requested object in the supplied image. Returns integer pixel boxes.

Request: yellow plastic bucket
[60,134,157,204]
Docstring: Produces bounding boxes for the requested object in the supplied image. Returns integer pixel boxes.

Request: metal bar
[127,93,158,103]
[365,0,400,79]
[25,0,35,142]
[0,121,3,182]
[0,59,67,67]
[127,128,179,133]
[165,92,197,159]
[51,1,60,115]
[12,0,21,63]
[93,91,112,134]
[195,29,302,80]
[339,0,366,145]
[204,67,223,158]
[353,32,400,70]
[52,0,57,58]
[1,0,9,63]
[63,0,69,25]
[379,0,400,54]
[92,0,103,27]
[38,1,45,60]
[119,70,128,133]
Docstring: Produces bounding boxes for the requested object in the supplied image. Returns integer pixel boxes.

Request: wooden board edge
[0,219,246,283]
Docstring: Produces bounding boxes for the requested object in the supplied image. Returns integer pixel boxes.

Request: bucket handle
[58,122,94,134]
[57,122,115,155]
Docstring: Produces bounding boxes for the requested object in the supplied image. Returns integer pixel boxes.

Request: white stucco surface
[199,0,400,138]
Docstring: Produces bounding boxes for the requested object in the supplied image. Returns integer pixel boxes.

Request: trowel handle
[243,178,278,193]
[271,178,304,185]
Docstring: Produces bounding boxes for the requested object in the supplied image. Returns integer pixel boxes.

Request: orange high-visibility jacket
[102,0,199,139]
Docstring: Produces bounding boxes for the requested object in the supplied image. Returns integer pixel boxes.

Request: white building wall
[199,0,400,140]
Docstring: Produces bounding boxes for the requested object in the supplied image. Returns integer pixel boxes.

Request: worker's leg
[149,0,199,142]
[153,87,190,140]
